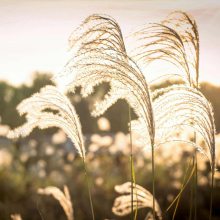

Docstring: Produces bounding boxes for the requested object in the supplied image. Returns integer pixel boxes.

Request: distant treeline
[1,72,220,133]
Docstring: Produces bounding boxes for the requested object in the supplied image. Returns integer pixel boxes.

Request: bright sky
[0,0,220,85]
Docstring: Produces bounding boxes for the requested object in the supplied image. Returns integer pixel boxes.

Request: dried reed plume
[112,182,162,220]
[130,11,215,219]
[6,10,216,220]
[129,11,199,87]
[56,13,155,161]
[55,15,156,218]
[152,85,215,167]
[38,185,74,220]
[56,12,216,166]
[56,15,155,218]
[55,13,217,219]
[7,85,85,158]
[7,85,95,220]
[130,84,216,218]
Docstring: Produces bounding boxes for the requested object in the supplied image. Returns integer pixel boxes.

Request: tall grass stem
[209,168,214,220]
[129,105,135,220]
[172,158,192,220]
[189,160,194,220]
[166,160,195,212]
[194,150,197,220]
[82,159,95,220]
[151,143,155,220]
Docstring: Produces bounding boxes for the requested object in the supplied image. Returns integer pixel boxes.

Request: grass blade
[151,143,155,220]
[166,158,195,212]
[129,105,134,220]
[171,158,194,220]
[83,159,95,220]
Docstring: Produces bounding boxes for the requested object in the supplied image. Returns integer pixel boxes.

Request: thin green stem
[194,151,197,220]
[172,158,192,220]
[166,159,195,212]
[189,174,194,220]
[189,157,195,220]
[82,159,95,220]
[151,143,155,220]
[128,106,134,220]
[192,131,197,220]
[131,156,138,220]
[209,168,214,220]
[128,106,138,220]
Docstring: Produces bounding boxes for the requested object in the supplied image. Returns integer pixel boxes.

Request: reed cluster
[8,11,216,220]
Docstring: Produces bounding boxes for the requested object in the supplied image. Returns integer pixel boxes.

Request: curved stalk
[128,105,134,220]
[132,159,138,220]
[166,160,195,212]
[172,158,192,220]
[151,143,155,220]
[189,173,194,220]
[194,149,197,220]
[82,159,95,220]
[189,157,195,220]
[209,168,214,220]
[129,105,138,220]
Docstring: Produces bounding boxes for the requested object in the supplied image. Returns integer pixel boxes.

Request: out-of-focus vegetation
[0,72,131,134]
[0,73,54,129]
[0,73,220,219]
[1,73,220,133]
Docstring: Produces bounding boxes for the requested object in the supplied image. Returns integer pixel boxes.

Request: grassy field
[0,11,219,220]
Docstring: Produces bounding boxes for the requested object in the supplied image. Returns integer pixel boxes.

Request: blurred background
[0,0,220,220]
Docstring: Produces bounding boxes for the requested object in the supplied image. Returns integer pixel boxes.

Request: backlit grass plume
[38,185,74,220]
[7,85,95,220]
[130,11,216,219]
[68,14,126,55]
[55,13,217,219]
[56,13,155,156]
[7,85,85,158]
[60,14,154,220]
[55,14,156,219]
[112,182,162,220]
[129,11,199,87]
[62,14,216,170]
[131,85,215,219]
[56,14,126,91]
[153,85,215,169]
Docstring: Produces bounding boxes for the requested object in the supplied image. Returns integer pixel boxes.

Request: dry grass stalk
[55,14,156,218]
[7,85,85,159]
[38,185,74,220]
[130,12,215,219]
[112,182,162,220]
[55,13,216,220]
[7,11,216,220]
[7,85,95,220]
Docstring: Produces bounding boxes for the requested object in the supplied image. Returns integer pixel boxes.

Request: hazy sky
[0,0,220,85]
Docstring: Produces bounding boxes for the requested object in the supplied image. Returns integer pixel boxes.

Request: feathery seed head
[7,86,85,159]
[38,185,74,220]
[112,182,162,220]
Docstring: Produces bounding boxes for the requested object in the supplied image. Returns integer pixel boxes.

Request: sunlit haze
[0,0,220,85]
